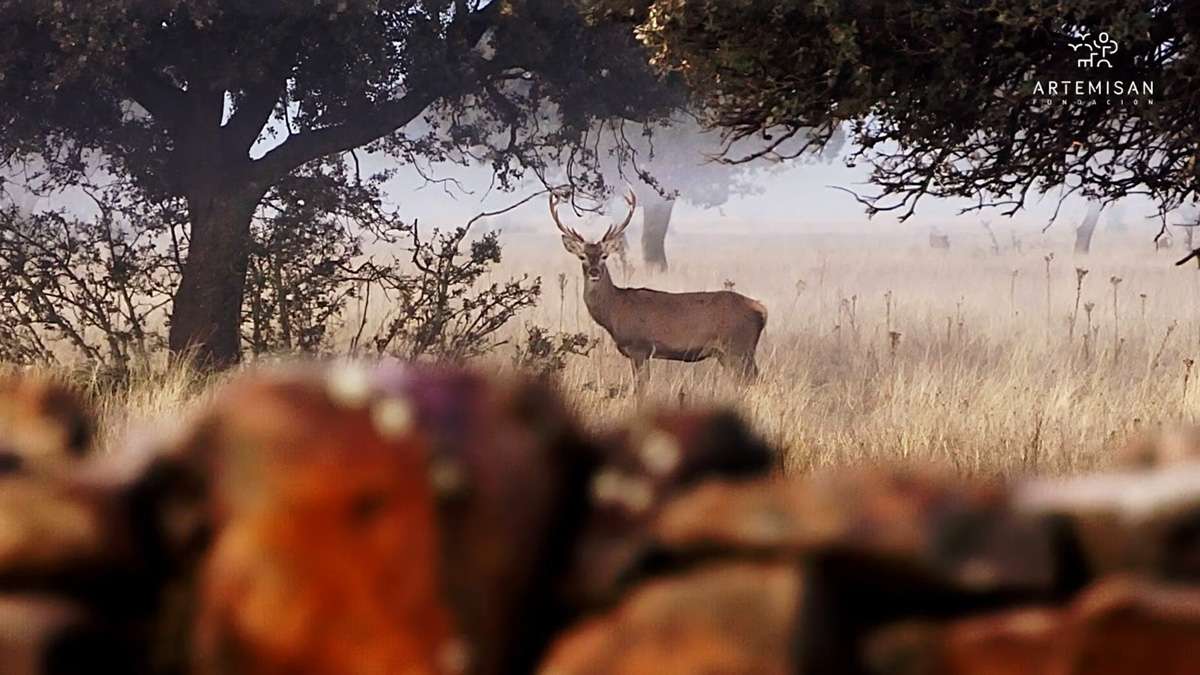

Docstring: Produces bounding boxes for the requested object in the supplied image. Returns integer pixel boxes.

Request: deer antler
[603,187,637,243]
[549,192,585,242]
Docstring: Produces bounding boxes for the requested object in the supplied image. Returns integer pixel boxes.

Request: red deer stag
[552,190,768,392]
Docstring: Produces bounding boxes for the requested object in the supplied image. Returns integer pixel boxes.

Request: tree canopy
[0,0,683,367]
[608,0,1200,225]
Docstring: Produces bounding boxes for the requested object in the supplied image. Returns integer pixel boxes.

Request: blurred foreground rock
[4,363,1200,673]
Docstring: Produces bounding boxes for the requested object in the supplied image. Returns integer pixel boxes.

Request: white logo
[1070,31,1118,69]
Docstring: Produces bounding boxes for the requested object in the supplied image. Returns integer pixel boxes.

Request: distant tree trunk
[641,197,674,272]
[168,186,264,369]
[1074,203,1102,255]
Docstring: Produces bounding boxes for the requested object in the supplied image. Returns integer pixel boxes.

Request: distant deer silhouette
[929,229,950,250]
[553,189,767,392]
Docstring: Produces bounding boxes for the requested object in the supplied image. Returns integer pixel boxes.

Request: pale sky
[9,119,1175,240]
[367,154,1170,237]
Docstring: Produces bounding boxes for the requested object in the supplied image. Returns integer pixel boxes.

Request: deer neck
[582,265,620,325]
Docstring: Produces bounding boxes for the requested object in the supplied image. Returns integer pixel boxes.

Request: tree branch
[126,60,188,136]
[252,91,442,183]
[224,81,287,156]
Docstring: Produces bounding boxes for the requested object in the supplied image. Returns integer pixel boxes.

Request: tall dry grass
[481,224,1200,477]
[55,221,1200,477]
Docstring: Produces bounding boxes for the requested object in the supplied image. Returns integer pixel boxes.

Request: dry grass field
[73,220,1200,478]
[484,223,1200,477]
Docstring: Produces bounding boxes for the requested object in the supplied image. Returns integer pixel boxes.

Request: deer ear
[600,238,624,256]
[562,236,586,256]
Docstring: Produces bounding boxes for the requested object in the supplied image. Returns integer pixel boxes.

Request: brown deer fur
[553,190,767,391]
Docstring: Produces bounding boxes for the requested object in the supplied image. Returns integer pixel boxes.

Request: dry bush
[0,163,578,382]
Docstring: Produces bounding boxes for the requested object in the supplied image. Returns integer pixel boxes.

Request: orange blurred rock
[368,362,598,674]
[1047,574,1200,674]
[192,361,597,675]
[0,374,95,476]
[937,608,1060,675]
[191,366,456,675]
[927,575,1200,675]
[540,561,802,675]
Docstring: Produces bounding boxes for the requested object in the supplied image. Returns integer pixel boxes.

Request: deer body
[553,190,767,390]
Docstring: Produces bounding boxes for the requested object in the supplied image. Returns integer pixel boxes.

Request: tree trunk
[168,191,261,369]
[1074,203,1102,255]
[641,198,674,272]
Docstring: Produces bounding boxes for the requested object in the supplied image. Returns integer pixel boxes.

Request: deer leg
[719,350,759,384]
[739,355,760,383]
[629,353,650,395]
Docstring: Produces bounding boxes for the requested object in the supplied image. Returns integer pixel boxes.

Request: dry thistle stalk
[1151,320,1179,371]
[1044,252,1055,330]
[1111,276,1124,359]
[1084,301,1096,362]
[1069,267,1088,340]
[558,273,568,331]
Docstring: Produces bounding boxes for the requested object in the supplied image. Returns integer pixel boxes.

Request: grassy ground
[40,221,1200,478]
[486,224,1200,476]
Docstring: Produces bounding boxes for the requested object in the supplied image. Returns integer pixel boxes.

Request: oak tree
[0,0,678,367]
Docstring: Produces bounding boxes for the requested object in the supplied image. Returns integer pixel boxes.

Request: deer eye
[601,254,609,260]
[577,254,586,261]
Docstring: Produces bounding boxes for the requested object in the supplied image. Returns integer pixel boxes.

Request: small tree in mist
[0,181,179,372]
[365,224,543,363]
[586,113,845,271]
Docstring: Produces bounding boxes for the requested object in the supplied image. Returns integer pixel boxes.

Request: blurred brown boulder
[190,364,457,675]
[653,468,1059,595]
[1015,462,1200,580]
[541,561,801,675]
[1113,426,1200,469]
[191,361,598,675]
[0,374,95,476]
[0,594,137,675]
[561,409,776,609]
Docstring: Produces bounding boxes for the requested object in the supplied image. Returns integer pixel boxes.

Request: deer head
[552,188,636,282]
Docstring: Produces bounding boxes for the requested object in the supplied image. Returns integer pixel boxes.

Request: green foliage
[621,0,1200,220]
[0,1,680,201]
